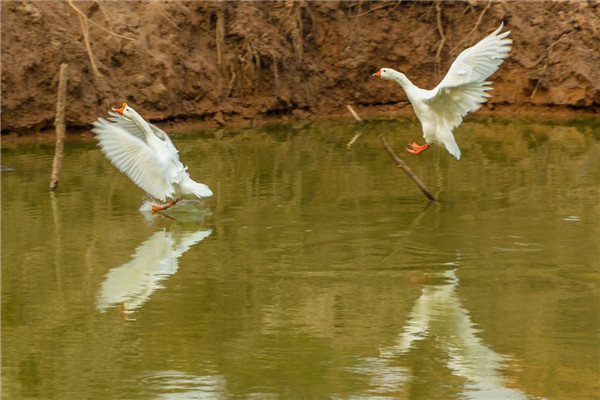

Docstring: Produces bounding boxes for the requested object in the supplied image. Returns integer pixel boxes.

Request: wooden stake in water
[346,104,437,202]
[49,63,68,191]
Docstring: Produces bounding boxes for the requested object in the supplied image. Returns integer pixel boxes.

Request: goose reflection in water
[96,227,212,315]
[356,269,534,400]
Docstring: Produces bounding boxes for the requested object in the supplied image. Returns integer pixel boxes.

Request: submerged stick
[379,134,437,201]
[346,104,436,202]
[49,63,68,191]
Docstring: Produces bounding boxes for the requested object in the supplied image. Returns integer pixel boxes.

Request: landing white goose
[92,103,213,210]
[373,23,512,160]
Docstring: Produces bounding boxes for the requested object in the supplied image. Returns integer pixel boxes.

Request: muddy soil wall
[1,1,598,133]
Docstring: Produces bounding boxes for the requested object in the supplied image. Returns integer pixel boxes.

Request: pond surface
[2,116,599,399]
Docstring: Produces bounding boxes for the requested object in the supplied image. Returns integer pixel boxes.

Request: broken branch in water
[378,134,437,201]
[346,104,437,202]
[346,104,364,148]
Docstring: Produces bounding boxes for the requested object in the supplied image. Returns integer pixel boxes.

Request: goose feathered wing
[107,111,147,142]
[424,23,512,129]
[107,111,177,149]
[92,118,174,201]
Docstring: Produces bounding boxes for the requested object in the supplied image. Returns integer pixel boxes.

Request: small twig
[354,2,396,18]
[68,0,135,42]
[346,105,364,148]
[226,63,236,98]
[379,134,437,201]
[346,104,364,126]
[50,64,68,191]
[153,2,182,31]
[68,0,103,77]
[270,50,280,89]
[530,39,561,99]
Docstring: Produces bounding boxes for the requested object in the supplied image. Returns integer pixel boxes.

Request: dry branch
[69,0,135,42]
[49,64,68,191]
[346,104,364,126]
[450,0,492,55]
[346,105,364,148]
[68,0,103,77]
[346,105,437,202]
[153,2,182,30]
[379,134,437,201]
[355,2,397,18]
[530,38,561,99]
[226,63,237,98]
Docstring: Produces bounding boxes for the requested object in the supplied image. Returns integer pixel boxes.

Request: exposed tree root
[434,2,446,79]
[216,3,225,65]
[68,0,103,77]
[451,0,492,55]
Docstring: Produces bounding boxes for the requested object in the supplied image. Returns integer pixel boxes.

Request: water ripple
[492,242,544,253]
[136,370,227,399]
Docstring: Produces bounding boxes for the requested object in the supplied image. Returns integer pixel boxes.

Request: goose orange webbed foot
[405,142,430,155]
[151,200,177,212]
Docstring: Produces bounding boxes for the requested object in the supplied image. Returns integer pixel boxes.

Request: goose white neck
[381,69,421,104]
[385,70,414,90]
[127,109,154,136]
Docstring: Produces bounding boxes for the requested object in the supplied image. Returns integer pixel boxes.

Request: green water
[2,117,599,399]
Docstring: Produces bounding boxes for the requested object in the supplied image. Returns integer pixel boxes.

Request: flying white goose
[373,23,512,160]
[92,103,213,210]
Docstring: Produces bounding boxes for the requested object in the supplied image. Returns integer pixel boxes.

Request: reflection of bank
[361,269,532,399]
[96,228,212,315]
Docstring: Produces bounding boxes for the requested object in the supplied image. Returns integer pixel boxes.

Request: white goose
[92,103,213,210]
[373,23,512,160]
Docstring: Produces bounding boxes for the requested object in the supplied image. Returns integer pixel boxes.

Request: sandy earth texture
[1,1,598,134]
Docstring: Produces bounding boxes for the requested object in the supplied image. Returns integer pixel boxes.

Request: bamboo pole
[346,104,437,202]
[49,63,68,191]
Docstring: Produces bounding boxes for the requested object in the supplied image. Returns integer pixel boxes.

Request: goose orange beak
[373,70,381,77]
[112,103,127,114]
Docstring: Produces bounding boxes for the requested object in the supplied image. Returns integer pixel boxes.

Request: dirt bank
[1,1,599,134]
